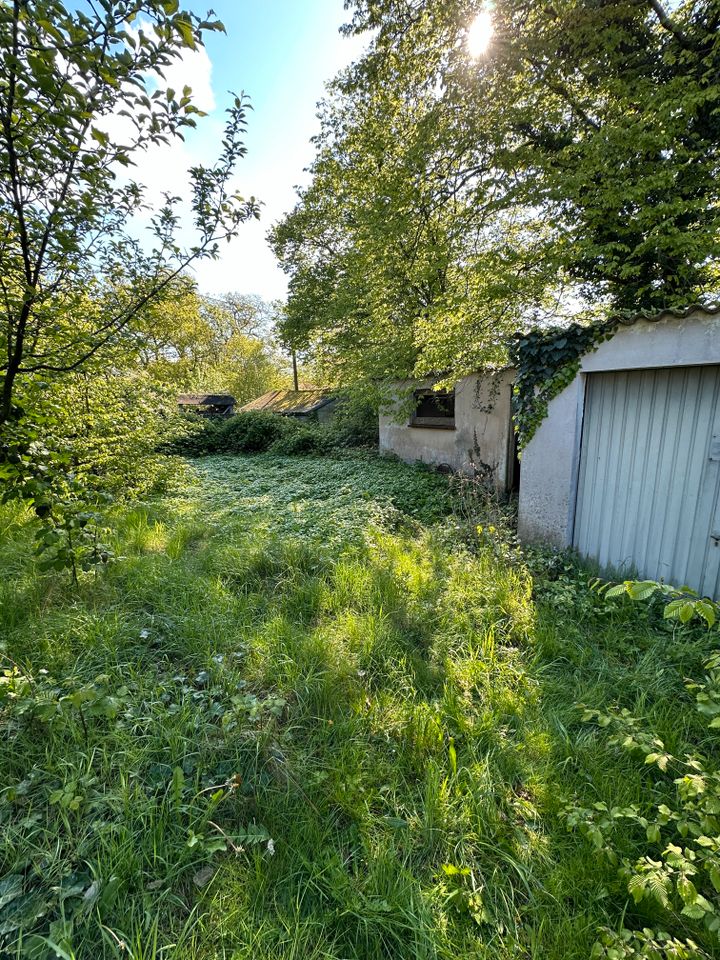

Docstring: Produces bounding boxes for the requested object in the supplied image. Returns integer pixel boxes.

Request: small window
[410,389,455,429]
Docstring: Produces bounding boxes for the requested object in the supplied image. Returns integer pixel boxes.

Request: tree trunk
[0,362,18,425]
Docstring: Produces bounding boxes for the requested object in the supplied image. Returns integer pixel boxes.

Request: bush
[167,397,379,459]
[325,394,378,448]
[269,423,330,455]
[168,412,289,456]
[215,411,289,453]
[166,416,224,457]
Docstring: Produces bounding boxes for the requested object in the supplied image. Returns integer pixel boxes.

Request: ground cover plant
[1,452,719,959]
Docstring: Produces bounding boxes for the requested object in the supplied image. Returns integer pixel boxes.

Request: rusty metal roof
[178,393,235,405]
[240,389,336,415]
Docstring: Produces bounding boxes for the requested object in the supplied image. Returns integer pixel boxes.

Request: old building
[379,369,517,493]
[517,305,720,598]
[239,389,338,423]
[177,393,236,417]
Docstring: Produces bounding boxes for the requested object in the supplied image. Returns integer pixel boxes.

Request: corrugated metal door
[573,365,720,598]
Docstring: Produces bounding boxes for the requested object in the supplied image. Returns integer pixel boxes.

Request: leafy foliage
[510,321,615,447]
[187,453,453,539]
[0,0,271,573]
[0,660,276,956]
[564,579,720,957]
[568,650,720,957]
[272,0,720,387]
[171,401,378,459]
[595,579,719,629]
[171,411,292,456]
[33,496,115,584]
[1,454,718,957]
[0,0,260,425]
[139,282,290,404]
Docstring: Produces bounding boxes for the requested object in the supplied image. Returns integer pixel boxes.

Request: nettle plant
[33,484,116,583]
[567,583,720,959]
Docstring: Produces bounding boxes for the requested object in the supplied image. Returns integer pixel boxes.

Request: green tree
[139,281,290,401]
[272,0,720,384]
[0,0,259,425]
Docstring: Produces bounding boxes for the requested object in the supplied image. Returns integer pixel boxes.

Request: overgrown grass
[0,453,717,959]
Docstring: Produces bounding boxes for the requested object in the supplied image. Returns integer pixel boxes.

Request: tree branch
[647,0,695,49]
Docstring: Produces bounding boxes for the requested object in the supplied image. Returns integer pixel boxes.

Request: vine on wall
[510,321,616,450]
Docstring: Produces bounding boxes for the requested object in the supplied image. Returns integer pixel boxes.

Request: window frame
[409,388,456,430]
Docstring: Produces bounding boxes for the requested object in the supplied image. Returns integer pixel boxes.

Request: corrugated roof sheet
[614,302,720,325]
[178,394,235,405]
[240,389,336,415]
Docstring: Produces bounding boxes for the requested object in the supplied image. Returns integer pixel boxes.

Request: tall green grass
[0,454,716,959]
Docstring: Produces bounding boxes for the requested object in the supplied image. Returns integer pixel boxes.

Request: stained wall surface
[379,370,516,491]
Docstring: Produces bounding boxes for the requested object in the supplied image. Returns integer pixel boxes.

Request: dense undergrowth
[167,398,378,457]
[171,405,379,459]
[1,453,718,959]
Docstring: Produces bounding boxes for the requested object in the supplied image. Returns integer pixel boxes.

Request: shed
[178,393,235,417]
[517,305,720,597]
[379,369,517,492]
[239,389,338,423]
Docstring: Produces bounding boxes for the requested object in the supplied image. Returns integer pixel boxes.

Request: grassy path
[0,454,714,959]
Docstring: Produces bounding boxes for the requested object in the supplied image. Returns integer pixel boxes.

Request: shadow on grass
[1,458,717,960]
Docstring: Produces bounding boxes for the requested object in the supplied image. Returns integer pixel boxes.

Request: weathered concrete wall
[516,376,585,546]
[517,310,720,545]
[315,401,338,424]
[379,369,515,491]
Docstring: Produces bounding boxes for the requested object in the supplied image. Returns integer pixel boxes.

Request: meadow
[1,453,717,959]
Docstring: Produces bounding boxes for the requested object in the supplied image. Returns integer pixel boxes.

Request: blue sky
[158,1,367,301]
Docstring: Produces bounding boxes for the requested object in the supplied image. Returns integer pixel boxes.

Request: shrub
[167,396,379,458]
[168,412,289,456]
[269,422,330,455]
[325,394,378,448]
[166,415,224,457]
[214,411,289,453]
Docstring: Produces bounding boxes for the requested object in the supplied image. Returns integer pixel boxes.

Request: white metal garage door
[573,365,720,599]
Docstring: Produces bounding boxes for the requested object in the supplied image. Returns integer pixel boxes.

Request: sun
[467,10,494,58]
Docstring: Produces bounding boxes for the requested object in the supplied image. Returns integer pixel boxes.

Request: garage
[573,365,720,597]
[517,305,720,599]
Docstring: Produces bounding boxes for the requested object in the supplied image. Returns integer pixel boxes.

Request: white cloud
[191,27,371,300]
[157,43,215,113]
[98,36,224,260]
[99,13,370,303]
[121,29,218,207]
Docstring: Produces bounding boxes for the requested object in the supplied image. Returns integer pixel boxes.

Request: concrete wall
[315,400,338,424]
[517,310,720,545]
[379,369,515,491]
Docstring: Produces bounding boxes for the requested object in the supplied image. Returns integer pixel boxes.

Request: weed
[0,453,716,958]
